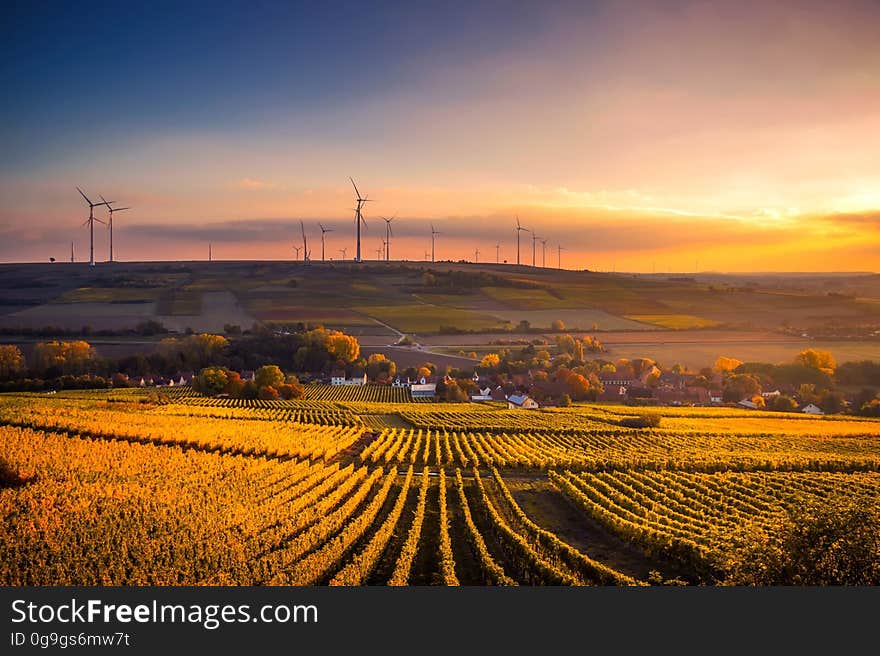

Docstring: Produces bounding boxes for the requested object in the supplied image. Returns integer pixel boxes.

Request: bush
[722,497,880,585]
[258,385,279,400]
[619,414,661,428]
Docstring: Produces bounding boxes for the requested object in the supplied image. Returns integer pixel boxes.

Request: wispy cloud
[235,177,274,190]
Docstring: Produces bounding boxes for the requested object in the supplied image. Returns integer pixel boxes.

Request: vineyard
[1,389,879,585]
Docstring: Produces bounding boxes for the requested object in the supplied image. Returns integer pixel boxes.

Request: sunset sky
[2,0,879,271]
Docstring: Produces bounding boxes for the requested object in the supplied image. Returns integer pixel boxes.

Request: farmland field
[2,389,879,586]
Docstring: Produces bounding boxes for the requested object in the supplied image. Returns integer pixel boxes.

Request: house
[598,384,628,402]
[801,403,825,415]
[737,399,758,410]
[489,386,508,402]
[391,376,408,387]
[598,369,636,387]
[762,389,782,399]
[331,370,368,386]
[470,386,493,402]
[709,391,723,404]
[410,376,437,398]
[507,394,540,410]
[654,385,710,406]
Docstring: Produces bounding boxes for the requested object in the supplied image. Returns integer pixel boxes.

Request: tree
[281,375,305,399]
[443,380,468,402]
[723,497,880,585]
[0,345,25,380]
[558,393,571,407]
[194,367,229,396]
[566,372,593,401]
[254,365,285,389]
[771,395,797,412]
[722,374,762,402]
[480,353,500,369]
[224,370,244,397]
[327,331,360,363]
[818,389,846,414]
[714,356,743,373]
[258,385,279,400]
[551,319,566,331]
[795,349,836,375]
[33,340,96,376]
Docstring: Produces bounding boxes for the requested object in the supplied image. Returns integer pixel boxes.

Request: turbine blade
[350,177,361,199]
[76,186,91,204]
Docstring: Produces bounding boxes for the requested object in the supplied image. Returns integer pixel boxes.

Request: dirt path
[505,476,687,582]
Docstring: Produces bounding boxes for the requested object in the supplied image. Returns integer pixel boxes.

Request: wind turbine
[300,220,310,263]
[350,177,371,263]
[540,238,547,268]
[70,241,75,263]
[381,215,395,261]
[474,247,480,263]
[339,247,347,260]
[318,223,333,261]
[557,244,565,269]
[376,242,384,260]
[515,216,528,266]
[100,195,130,263]
[424,250,430,262]
[76,187,109,267]
[495,242,501,264]
[430,223,441,263]
[293,245,302,260]
[531,231,539,267]
[209,243,212,262]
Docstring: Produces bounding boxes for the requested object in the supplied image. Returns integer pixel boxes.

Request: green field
[625,314,720,329]
[1,262,879,344]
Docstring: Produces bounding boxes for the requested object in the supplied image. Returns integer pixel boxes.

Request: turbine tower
[209,243,212,262]
[350,177,371,263]
[474,247,480,263]
[376,242,384,260]
[495,242,500,264]
[557,244,565,269]
[430,223,441,263]
[515,216,528,265]
[381,215,395,261]
[300,220,310,263]
[531,231,539,267]
[100,195,130,263]
[293,245,302,260]
[318,223,333,261]
[70,241,75,263]
[540,238,547,268]
[339,247,347,260]
[76,187,109,267]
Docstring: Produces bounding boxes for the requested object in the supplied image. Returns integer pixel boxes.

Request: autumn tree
[254,365,285,389]
[280,374,305,399]
[713,356,743,374]
[0,345,25,380]
[795,349,836,375]
[551,319,566,331]
[480,353,500,370]
[326,331,360,363]
[33,340,96,376]
[722,373,762,402]
[258,385,279,400]
[194,367,229,396]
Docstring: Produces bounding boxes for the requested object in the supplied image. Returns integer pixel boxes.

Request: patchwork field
[2,389,879,586]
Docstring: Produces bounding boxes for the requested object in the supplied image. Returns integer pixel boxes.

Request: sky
[1,0,879,271]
